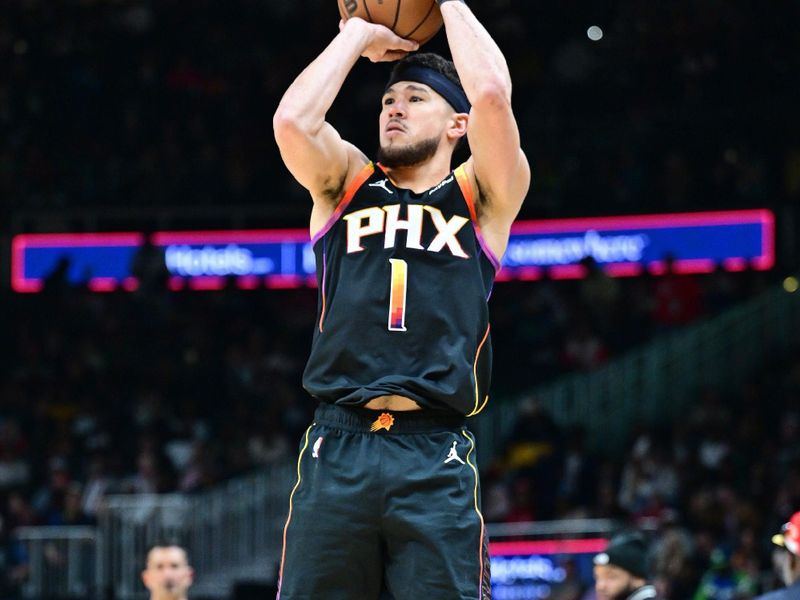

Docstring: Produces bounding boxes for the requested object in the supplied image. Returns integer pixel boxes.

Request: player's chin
[378,138,405,152]
[382,131,407,143]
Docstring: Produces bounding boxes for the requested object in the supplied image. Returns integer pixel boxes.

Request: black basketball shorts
[276,403,491,600]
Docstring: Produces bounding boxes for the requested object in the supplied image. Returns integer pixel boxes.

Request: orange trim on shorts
[276,425,313,599]
[462,430,487,599]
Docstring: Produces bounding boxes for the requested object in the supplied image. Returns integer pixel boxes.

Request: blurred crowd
[0,282,316,594]
[488,341,800,599]
[490,259,769,395]
[1,0,798,229]
[0,264,789,598]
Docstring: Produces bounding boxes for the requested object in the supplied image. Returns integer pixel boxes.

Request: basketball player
[141,543,194,600]
[272,0,530,597]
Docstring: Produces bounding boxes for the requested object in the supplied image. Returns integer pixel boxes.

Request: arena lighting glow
[11,209,775,293]
[489,538,608,599]
[587,25,603,41]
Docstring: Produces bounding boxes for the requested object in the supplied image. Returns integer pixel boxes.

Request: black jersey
[302,162,501,416]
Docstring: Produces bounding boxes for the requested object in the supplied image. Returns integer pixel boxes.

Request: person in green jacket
[693,546,756,600]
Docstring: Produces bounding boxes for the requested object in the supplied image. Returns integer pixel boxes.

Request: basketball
[338,0,443,45]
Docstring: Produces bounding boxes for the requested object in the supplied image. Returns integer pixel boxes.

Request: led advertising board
[499,209,773,281]
[11,209,774,292]
[489,538,608,599]
[11,229,316,293]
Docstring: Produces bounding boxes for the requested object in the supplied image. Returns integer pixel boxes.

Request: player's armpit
[273,116,351,197]
[465,94,530,227]
[308,145,372,237]
[461,145,529,256]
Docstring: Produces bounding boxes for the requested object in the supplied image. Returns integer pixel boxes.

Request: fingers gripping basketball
[338,0,443,45]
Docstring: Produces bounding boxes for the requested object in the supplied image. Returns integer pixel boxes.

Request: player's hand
[340,18,418,62]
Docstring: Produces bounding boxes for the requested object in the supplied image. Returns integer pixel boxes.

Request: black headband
[385,65,471,115]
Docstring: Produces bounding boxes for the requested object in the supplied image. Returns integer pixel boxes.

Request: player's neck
[381,153,453,194]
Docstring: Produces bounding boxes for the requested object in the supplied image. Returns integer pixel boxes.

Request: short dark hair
[144,540,190,569]
[389,53,463,90]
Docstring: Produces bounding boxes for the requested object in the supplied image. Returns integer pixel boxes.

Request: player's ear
[447,113,468,141]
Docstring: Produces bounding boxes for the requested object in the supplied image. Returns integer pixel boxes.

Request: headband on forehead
[385,65,471,115]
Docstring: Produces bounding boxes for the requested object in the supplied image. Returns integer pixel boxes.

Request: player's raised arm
[272,18,418,207]
[438,0,530,232]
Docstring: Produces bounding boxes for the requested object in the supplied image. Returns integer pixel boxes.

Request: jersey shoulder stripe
[454,164,502,271]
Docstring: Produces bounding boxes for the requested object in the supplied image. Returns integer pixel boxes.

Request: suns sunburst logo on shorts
[369,412,395,432]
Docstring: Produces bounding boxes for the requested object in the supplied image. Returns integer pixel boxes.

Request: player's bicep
[274,119,353,200]
[465,97,530,221]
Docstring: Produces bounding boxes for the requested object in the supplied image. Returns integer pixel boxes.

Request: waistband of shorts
[313,403,465,434]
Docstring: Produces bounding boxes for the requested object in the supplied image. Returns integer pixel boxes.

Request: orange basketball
[338,0,443,46]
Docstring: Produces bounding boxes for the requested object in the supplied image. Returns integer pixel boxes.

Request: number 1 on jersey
[388,258,408,332]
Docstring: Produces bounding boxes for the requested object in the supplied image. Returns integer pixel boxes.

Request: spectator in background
[141,542,194,600]
[499,475,537,523]
[42,256,75,296]
[579,256,621,333]
[130,233,169,294]
[0,418,30,490]
[501,397,563,519]
[81,455,114,519]
[617,431,679,523]
[552,557,588,600]
[693,546,756,600]
[593,532,659,600]
[756,511,800,600]
[3,491,37,590]
[124,450,168,495]
[44,482,92,526]
[651,518,701,600]
[558,425,598,515]
[561,316,609,371]
[652,255,703,328]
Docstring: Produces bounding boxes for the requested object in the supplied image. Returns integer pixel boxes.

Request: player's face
[594,564,636,600]
[378,82,453,166]
[141,547,193,600]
